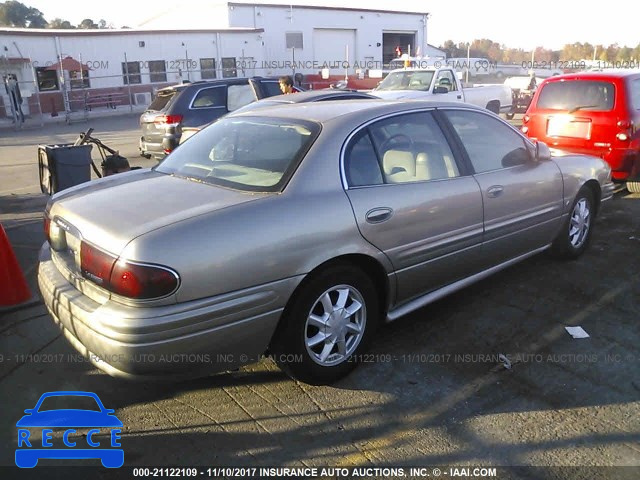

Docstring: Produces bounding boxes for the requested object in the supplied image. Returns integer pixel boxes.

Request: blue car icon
[16,391,123,468]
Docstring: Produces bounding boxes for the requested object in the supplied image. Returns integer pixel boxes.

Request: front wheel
[551,187,595,259]
[627,177,640,193]
[271,265,379,385]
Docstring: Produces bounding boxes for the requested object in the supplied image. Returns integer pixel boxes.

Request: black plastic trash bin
[38,143,93,195]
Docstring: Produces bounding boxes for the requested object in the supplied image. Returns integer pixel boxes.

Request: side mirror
[535,141,551,162]
[24,409,33,414]
[433,86,448,94]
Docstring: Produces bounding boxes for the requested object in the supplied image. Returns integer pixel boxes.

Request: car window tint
[445,110,530,173]
[629,78,640,110]
[344,130,383,187]
[38,395,101,412]
[191,87,225,108]
[536,80,615,111]
[367,112,459,183]
[227,84,256,112]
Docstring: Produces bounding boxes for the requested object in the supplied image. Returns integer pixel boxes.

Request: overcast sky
[23,0,637,51]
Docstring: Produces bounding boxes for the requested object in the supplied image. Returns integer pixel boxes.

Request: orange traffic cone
[0,224,31,306]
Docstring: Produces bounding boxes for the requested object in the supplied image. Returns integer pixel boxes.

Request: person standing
[279,75,295,94]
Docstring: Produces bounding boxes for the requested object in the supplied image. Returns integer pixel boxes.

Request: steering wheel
[380,134,414,153]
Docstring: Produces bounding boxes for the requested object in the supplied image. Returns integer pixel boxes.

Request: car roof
[230,99,483,123]
[262,89,376,103]
[157,76,279,93]
[541,70,640,82]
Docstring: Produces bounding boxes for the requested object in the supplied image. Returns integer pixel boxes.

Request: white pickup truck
[372,67,513,115]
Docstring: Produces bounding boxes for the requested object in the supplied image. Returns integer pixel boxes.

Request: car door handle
[365,207,393,224]
[487,185,504,198]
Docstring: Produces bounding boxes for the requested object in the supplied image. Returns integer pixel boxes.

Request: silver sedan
[38,100,614,384]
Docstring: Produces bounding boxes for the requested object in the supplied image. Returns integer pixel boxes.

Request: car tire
[626,178,640,193]
[505,112,515,120]
[271,265,379,385]
[551,186,595,259]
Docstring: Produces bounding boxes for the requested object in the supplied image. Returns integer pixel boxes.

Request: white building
[0,1,429,117]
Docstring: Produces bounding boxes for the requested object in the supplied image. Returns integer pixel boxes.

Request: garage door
[313,28,356,72]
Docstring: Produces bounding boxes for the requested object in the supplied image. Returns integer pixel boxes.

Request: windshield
[156,117,320,192]
[38,395,101,412]
[376,71,435,91]
[536,80,615,111]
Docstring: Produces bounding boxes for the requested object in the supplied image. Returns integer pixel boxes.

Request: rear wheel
[551,187,595,259]
[271,265,379,385]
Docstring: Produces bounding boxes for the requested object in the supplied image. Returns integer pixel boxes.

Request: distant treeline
[438,39,640,63]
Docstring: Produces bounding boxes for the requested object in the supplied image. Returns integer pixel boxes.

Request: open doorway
[382,32,416,65]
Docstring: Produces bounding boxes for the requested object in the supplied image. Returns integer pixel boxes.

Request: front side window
[445,110,531,173]
[191,87,225,109]
[536,80,615,111]
[435,70,457,92]
[156,117,320,192]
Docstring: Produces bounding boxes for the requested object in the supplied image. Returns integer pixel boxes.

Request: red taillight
[154,114,183,125]
[110,261,178,299]
[81,242,116,287]
[80,241,178,299]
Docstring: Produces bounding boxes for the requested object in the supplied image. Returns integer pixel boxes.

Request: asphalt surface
[0,114,639,478]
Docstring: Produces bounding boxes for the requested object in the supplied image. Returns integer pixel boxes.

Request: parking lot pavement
[0,118,639,473]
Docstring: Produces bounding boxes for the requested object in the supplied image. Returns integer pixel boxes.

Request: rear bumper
[38,245,289,380]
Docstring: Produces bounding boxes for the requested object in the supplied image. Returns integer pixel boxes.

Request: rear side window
[536,80,615,111]
[192,87,226,108]
[629,78,640,110]
[148,90,177,111]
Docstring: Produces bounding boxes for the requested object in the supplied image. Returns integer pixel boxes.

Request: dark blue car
[16,391,123,468]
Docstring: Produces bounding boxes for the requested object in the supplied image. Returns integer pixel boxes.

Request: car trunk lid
[48,169,268,274]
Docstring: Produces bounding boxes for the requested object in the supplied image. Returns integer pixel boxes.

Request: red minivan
[522,70,640,191]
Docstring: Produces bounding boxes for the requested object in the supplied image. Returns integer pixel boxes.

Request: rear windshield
[155,117,320,192]
[536,80,615,111]
[148,90,178,111]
